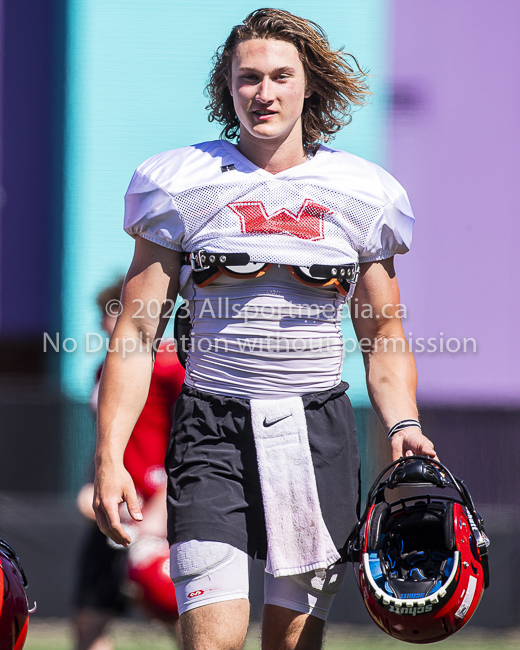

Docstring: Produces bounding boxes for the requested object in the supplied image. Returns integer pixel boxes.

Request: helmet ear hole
[368,502,390,551]
[444,502,456,551]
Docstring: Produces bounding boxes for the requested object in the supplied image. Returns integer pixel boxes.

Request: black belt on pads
[181,250,250,270]
[181,249,359,291]
[308,264,359,282]
[181,249,358,278]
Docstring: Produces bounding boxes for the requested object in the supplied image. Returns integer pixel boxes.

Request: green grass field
[24,619,520,650]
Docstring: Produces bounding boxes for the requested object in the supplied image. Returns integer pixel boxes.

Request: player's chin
[250,124,280,139]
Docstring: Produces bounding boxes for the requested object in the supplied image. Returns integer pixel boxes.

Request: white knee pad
[170,541,251,615]
[264,562,347,621]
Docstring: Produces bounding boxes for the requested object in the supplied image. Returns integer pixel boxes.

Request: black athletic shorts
[74,524,129,614]
[165,381,361,560]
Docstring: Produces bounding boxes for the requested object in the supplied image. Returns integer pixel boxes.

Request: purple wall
[0,0,65,342]
[390,0,520,406]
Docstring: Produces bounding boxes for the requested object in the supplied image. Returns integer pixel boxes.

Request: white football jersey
[124,141,414,283]
[123,141,414,398]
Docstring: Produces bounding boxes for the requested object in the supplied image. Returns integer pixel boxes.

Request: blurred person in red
[73,278,185,650]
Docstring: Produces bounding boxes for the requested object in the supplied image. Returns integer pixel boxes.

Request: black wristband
[387,418,421,441]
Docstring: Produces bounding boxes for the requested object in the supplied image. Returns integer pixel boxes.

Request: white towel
[250,396,341,577]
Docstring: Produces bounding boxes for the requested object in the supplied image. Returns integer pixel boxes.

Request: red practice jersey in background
[94,340,185,502]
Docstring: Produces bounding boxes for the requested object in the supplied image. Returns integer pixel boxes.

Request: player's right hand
[390,427,438,463]
[93,463,143,546]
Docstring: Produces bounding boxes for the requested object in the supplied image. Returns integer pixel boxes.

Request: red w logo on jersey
[228,199,333,241]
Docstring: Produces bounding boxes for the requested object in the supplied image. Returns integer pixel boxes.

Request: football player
[93,9,437,650]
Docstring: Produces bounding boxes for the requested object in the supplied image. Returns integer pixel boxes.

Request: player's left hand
[390,427,438,462]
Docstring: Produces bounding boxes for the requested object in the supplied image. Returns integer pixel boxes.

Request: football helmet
[345,456,489,644]
[126,536,178,622]
[0,539,32,650]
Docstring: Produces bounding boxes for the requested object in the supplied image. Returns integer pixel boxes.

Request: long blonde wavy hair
[205,8,370,146]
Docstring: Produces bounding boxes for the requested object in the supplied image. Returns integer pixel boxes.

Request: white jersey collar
[220,140,323,180]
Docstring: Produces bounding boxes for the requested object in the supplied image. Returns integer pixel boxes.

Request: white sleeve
[358,169,415,263]
[124,170,184,251]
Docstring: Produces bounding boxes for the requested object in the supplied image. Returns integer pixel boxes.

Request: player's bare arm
[352,256,437,461]
[94,237,180,545]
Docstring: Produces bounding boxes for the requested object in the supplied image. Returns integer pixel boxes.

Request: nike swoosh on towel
[263,414,292,427]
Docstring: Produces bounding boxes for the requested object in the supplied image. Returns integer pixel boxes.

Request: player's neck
[236,130,308,175]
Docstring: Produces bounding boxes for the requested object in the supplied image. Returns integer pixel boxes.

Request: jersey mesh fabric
[124,140,415,272]
[173,179,381,263]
